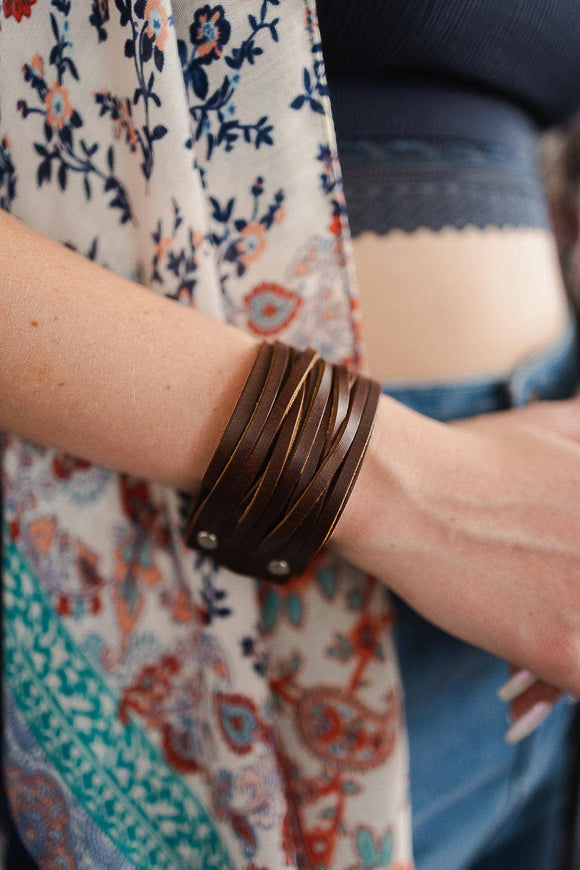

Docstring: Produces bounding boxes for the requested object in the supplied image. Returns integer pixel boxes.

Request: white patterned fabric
[0,2,413,867]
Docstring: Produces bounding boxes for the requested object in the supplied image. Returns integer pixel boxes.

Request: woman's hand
[331,390,580,700]
[456,396,579,739]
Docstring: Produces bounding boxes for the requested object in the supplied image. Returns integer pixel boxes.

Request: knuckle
[539,627,580,695]
[528,626,580,695]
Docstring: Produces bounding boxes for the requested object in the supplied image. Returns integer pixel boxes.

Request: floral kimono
[0,2,413,867]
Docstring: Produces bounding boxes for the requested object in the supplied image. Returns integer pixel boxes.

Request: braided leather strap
[181,339,381,583]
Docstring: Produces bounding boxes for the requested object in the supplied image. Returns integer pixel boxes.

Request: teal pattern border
[3,525,234,870]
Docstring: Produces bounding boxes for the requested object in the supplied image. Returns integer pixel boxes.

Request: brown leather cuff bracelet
[180,339,381,583]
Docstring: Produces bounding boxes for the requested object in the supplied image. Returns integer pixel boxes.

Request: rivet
[196,530,219,550]
[267,558,291,577]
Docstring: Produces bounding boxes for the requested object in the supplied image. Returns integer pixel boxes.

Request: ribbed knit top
[315,1,580,141]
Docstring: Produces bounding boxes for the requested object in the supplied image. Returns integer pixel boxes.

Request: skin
[0,209,260,498]
[2,208,578,710]
[350,226,571,383]
[340,223,577,717]
[333,390,580,701]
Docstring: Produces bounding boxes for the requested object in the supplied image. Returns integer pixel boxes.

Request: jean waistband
[379,300,580,422]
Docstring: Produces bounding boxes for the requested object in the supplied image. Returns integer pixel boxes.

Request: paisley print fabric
[0,2,413,867]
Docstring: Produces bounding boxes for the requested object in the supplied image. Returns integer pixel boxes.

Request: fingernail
[497,669,536,702]
[504,701,553,744]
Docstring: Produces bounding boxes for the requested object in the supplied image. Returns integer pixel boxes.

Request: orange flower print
[305,827,334,866]
[190,227,205,249]
[93,91,139,152]
[349,612,392,657]
[329,212,342,236]
[190,4,231,64]
[238,221,266,266]
[154,234,172,262]
[28,517,56,557]
[169,587,197,622]
[3,0,37,22]
[124,121,139,151]
[243,281,303,337]
[115,99,139,150]
[273,205,286,225]
[144,0,168,50]
[30,52,43,75]
[304,6,318,34]
[45,83,73,130]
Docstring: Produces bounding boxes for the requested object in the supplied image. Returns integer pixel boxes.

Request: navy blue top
[316,0,580,140]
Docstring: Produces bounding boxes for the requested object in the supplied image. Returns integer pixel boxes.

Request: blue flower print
[106,0,171,179]
[0,121,17,210]
[17,5,132,222]
[290,4,328,115]
[178,1,279,160]
[89,0,110,43]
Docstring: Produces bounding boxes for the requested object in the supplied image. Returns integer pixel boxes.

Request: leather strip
[201,340,272,492]
[245,361,346,551]
[257,374,371,556]
[222,374,307,541]
[183,340,274,542]
[290,377,381,572]
[289,363,350,507]
[234,357,335,548]
[184,340,292,538]
[219,346,320,516]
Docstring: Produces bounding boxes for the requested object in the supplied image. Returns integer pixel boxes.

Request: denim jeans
[380,302,580,870]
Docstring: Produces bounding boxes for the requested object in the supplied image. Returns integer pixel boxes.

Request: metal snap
[196,530,219,550]
[267,558,291,577]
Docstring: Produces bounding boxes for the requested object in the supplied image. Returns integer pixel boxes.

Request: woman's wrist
[329,393,403,558]
[328,390,448,587]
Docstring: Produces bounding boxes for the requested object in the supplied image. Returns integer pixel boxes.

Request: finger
[497,667,537,701]
[497,666,565,745]
[504,700,555,744]
[508,680,564,722]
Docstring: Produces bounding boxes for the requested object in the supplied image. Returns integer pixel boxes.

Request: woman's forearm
[6,212,580,703]
[0,209,260,495]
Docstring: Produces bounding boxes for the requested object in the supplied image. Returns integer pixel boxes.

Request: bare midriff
[350,225,571,384]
